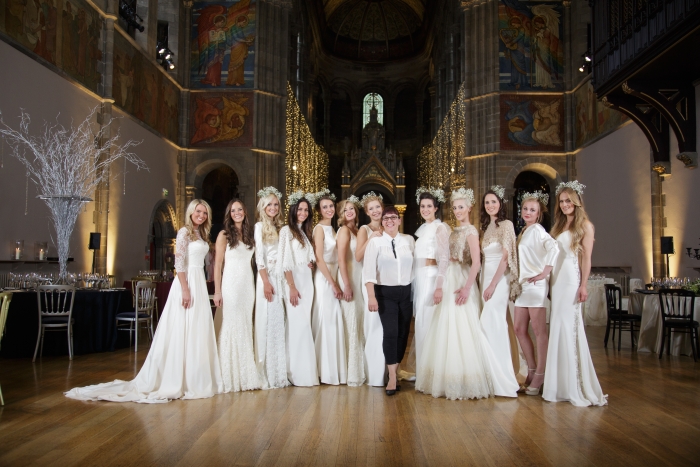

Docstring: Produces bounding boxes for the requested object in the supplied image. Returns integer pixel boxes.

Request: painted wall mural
[574,79,629,148]
[500,94,563,151]
[189,91,253,147]
[190,0,256,89]
[498,0,564,91]
[0,0,102,93]
[113,31,180,142]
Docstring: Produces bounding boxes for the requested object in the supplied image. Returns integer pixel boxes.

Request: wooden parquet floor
[1,325,700,466]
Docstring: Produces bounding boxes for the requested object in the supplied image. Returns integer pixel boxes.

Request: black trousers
[375,284,413,366]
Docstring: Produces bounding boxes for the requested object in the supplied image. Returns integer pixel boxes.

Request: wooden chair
[658,289,698,361]
[33,285,76,362]
[0,292,13,405]
[117,281,156,351]
[604,284,641,351]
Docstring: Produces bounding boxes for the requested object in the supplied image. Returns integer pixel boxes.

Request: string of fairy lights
[418,81,466,194]
[285,83,329,209]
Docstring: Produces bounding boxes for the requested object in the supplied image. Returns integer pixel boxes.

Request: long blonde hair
[550,187,589,255]
[184,199,212,243]
[256,194,283,244]
[337,199,359,235]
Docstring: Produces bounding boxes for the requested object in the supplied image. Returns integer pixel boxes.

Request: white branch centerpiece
[0,107,147,282]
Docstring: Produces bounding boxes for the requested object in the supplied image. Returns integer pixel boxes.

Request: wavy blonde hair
[184,199,212,244]
[256,194,283,244]
[550,187,589,255]
[337,199,359,235]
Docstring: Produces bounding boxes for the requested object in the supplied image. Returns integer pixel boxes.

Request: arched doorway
[512,170,551,234]
[147,200,177,272]
[201,166,239,241]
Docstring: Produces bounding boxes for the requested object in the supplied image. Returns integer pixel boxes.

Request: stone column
[185,185,196,207]
[651,167,665,277]
[396,205,407,233]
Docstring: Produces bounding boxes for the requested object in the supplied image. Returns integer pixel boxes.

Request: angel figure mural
[530,4,560,90]
[190,94,251,146]
[193,0,255,89]
[532,100,562,146]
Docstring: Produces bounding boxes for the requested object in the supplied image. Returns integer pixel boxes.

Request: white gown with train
[65,228,223,403]
[337,226,365,386]
[361,224,386,386]
[543,230,607,406]
[311,224,347,385]
[278,225,319,387]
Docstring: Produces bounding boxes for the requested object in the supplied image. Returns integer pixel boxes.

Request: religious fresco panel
[498,0,564,91]
[500,94,564,151]
[0,0,103,93]
[113,31,180,143]
[574,79,628,148]
[189,91,254,147]
[190,0,256,89]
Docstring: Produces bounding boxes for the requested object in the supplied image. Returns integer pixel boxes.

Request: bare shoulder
[583,220,595,235]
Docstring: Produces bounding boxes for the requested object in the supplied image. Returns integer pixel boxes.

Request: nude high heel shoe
[518,368,536,393]
[525,373,544,396]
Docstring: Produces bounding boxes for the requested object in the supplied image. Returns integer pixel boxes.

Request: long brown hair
[550,187,590,255]
[222,198,254,249]
[288,199,313,246]
[480,190,507,233]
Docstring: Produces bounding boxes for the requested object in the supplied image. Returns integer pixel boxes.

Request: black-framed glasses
[382,215,399,222]
[391,239,396,258]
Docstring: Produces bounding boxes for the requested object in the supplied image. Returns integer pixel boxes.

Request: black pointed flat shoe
[386,388,397,396]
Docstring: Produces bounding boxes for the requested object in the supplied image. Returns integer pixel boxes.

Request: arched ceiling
[317,0,432,62]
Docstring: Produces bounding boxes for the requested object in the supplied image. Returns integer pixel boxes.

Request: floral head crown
[450,187,475,207]
[555,180,585,197]
[415,186,446,205]
[288,190,316,207]
[361,191,383,208]
[257,186,283,201]
[490,185,506,200]
[346,195,361,208]
[521,190,549,205]
[314,188,336,203]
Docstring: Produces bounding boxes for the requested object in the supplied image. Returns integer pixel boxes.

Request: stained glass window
[363,93,383,126]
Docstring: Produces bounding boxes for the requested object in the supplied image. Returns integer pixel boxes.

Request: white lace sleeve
[254,223,266,270]
[435,223,450,289]
[278,227,294,274]
[175,227,190,273]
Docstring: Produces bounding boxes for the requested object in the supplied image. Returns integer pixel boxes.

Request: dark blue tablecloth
[0,289,132,358]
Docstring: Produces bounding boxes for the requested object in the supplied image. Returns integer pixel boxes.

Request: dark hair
[418,191,441,209]
[288,199,313,247]
[316,195,336,213]
[223,198,254,249]
[381,205,400,219]
[480,190,507,233]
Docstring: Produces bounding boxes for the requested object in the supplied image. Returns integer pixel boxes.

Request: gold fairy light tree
[418,82,466,193]
[285,83,328,208]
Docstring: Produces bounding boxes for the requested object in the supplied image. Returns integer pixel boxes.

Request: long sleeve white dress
[360,224,386,387]
[514,223,559,307]
[65,227,223,403]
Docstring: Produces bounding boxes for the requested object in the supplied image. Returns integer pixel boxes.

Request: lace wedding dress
[543,230,607,406]
[253,222,289,389]
[65,228,223,403]
[215,241,261,392]
[416,225,519,399]
[337,227,365,387]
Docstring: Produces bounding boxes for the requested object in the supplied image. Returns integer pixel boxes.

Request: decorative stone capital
[651,161,671,178]
[395,205,407,216]
[622,81,634,95]
[676,152,698,169]
[460,0,484,10]
[182,0,194,8]
[259,0,292,9]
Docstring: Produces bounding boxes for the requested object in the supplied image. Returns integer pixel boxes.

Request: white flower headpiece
[314,188,336,202]
[555,180,586,197]
[288,190,316,207]
[361,191,383,208]
[450,187,475,207]
[257,186,283,200]
[490,185,506,200]
[415,186,446,205]
[521,190,549,205]
[347,195,361,207]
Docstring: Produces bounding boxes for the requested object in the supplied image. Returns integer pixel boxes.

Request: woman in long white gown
[480,186,521,381]
[311,191,347,385]
[279,192,319,387]
[336,196,365,386]
[212,198,261,393]
[65,200,224,403]
[413,188,450,376]
[253,187,289,389]
[355,192,385,387]
[544,182,607,407]
[513,192,559,395]
[417,188,519,400]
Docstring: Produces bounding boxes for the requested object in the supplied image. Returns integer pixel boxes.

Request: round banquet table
[582,278,616,326]
[0,289,132,358]
[629,291,699,356]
